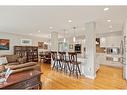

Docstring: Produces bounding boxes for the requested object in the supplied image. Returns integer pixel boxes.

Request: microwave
[75,44,81,53]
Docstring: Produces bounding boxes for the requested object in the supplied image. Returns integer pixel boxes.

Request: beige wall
[0,32,47,55]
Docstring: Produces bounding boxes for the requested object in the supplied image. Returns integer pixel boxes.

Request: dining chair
[68,52,81,78]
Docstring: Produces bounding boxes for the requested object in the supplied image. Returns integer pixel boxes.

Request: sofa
[0,55,40,74]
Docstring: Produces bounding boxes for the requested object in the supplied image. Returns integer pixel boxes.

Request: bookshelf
[14,46,38,62]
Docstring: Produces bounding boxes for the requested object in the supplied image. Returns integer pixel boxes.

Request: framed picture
[21,39,32,46]
[38,42,44,49]
[69,44,73,49]
[0,39,10,50]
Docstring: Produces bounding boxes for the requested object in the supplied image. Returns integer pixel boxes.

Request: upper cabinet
[100,36,122,48]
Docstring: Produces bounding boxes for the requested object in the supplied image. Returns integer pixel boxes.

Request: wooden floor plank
[40,63,127,89]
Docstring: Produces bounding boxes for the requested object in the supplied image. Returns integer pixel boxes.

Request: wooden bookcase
[14,46,38,62]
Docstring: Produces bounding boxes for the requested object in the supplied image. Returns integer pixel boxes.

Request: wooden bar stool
[68,52,81,78]
[58,52,70,73]
[51,51,62,71]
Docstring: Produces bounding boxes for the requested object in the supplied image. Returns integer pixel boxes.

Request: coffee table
[0,70,42,89]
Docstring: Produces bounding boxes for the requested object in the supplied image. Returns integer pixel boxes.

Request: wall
[0,32,47,56]
[123,19,127,65]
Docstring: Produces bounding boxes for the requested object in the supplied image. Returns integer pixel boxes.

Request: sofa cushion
[11,65,39,74]
[5,55,18,63]
[5,62,37,70]
[7,62,19,65]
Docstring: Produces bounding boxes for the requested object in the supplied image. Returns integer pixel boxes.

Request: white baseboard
[84,74,96,79]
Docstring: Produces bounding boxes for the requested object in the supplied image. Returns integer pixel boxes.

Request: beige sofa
[1,55,40,74]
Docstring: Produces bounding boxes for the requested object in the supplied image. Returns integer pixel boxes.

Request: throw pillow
[0,57,8,65]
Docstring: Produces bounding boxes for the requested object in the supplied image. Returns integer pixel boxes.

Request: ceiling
[0,6,126,39]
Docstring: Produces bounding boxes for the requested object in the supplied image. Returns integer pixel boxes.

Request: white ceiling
[0,6,126,39]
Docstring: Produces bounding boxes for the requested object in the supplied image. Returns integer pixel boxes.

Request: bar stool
[58,52,70,73]
[51,51,62,71]
[68,52,81,78]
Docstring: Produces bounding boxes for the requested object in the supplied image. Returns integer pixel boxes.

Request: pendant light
[64,38,66,43]
[73,36,76,42]
[73,27,76,43]
[63,29,66,43]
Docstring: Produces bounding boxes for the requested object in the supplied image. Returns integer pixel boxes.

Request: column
[84,22,96,79]
[51,32,58,51]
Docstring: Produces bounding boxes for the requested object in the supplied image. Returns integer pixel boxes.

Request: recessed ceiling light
[49,27,53,29]
[104,7,109,11]
[68,20,72,23]
[107,20,111,22]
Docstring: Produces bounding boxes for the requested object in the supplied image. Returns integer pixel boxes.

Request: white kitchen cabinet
[96,53,122,68]
[100,37,106,47]
[100,36,122,48]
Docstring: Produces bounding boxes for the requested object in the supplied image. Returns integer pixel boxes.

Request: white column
[51,32,58,68]
[51,32,58,51]
[84,22,96,79]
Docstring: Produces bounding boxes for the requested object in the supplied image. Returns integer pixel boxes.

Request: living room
[0,5,127,92]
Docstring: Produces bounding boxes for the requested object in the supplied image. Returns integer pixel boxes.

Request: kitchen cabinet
[96,53,122,68]
[100,36,122,48]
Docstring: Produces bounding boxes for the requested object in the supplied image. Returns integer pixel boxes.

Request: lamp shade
[73,37,76,42]
[63,38,66,43]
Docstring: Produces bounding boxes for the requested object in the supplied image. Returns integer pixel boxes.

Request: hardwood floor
[40,63,127,89]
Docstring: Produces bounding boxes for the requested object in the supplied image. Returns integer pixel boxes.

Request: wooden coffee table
[0,70,42,89]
